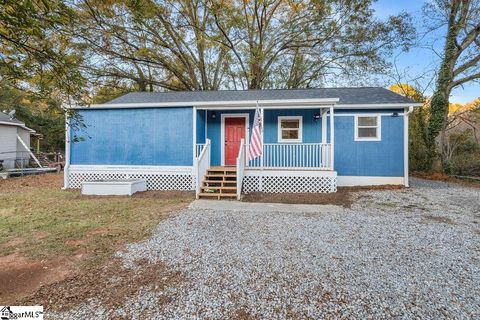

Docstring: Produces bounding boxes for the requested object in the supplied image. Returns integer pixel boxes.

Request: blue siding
[196,110,206,144]
[264,109,322,143]
[70,107,193,166]
[334,115,404,176]
[70,106,405,177]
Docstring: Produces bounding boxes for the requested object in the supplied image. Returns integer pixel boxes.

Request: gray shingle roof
[107,87,415,105]
[0,111,24,125]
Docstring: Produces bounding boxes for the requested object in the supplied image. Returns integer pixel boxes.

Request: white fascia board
[69,100,421,110]
[70,98,340,109]
[335,103,423,109]
[0,121,35,132]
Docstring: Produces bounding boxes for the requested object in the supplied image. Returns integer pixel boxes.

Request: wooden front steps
[198,166,237,200]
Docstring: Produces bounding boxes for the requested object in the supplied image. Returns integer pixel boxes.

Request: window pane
[358,127,377,138]
[281,119,299,129]
[358,116,377,126]
[282,129,299,139]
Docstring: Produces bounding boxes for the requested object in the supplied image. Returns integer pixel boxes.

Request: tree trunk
[427,1,461,171]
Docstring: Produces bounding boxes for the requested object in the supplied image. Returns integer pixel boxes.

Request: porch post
[321,108,327,168]
[321,108,327,144]
[260,106,264,170]
[63,110,70,189]
[329,105,334,170]
[192,107,197,190]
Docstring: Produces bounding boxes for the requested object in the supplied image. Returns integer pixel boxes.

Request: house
[64,88,421,199]
[1,306,13,320]
[0,110,35,170]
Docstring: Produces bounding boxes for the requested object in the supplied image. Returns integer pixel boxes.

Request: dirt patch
[19,258,183,313]
[0,253,71,304]
[423,215,456,225]
[242,185,406,207]
[0,207,16,217]
[233,309,258,320]
[242,191,353,207]
[4,237,26,247]
[133,190,195,199]
[0,172,64,193]
[74,190,194,201]
[413,172,480,188]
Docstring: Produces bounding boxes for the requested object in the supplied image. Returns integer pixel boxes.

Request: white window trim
[278,116,303,143]
[354,115,381,141]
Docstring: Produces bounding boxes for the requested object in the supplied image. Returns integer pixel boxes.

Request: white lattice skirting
[243,171,337,193]
[67,165,195,191]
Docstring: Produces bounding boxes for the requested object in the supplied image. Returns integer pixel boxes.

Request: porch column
[192,107,197,190]
[329,106,334,170]
[321,108,327,144]
[63,111,70,189]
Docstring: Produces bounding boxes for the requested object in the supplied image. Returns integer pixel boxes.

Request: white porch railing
[195,143,206,158]
[247,143,332,170]
[236,139,246,200]
[195,139,211,198]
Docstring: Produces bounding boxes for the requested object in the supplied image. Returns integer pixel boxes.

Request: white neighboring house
[0,111,36,170]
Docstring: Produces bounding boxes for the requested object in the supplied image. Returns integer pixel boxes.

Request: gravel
[50,178,480,319]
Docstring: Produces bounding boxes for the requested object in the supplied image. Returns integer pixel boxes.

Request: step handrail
[236,138,246,200]
[195,138,211,198]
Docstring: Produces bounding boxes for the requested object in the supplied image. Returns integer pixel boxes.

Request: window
[278,116,302,143]
[355,115,381,141]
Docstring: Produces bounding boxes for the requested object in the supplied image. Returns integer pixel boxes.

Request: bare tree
[209,0,415,89]
[72,0,414,92]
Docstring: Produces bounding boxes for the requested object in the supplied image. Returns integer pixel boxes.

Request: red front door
[224,117,246,165]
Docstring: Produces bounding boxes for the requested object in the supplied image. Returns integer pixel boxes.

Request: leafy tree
[0,78,65,151]
[210,0,415,89]
[72,0,415,91]
[424,0,480,170]
[72,0,230,92]
[0,0,85,100]
[390,84,431,171]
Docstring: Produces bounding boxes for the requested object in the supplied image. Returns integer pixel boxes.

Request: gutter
[69,100,423,110]
[404,106,415,115]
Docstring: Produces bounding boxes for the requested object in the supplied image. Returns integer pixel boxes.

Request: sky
[372,0,479,103]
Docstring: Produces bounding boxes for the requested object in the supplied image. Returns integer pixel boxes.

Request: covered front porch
[193,99,338,199]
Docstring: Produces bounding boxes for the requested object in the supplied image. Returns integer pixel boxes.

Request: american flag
[249,102,263,161]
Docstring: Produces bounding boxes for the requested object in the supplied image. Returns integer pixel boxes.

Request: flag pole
[259,101,264,171]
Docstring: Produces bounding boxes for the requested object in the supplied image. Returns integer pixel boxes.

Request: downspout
[404,106,414,187]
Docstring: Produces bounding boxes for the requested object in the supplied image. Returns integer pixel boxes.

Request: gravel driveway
[52,178,479,319]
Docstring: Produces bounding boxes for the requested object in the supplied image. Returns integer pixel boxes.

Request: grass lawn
[0,173,193,266]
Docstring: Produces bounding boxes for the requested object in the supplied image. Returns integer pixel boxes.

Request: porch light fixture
[392,112,399,117]
[313,114,320,121]
[211,111,216,119]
